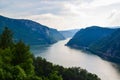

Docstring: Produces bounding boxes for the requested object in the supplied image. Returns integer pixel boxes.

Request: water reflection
[31,39,120,80]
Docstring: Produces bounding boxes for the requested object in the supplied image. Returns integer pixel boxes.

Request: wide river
[31,39,120,80]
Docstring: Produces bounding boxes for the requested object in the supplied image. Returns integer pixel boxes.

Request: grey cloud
[0,0,66,17]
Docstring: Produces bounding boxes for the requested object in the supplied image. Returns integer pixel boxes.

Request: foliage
[34,57,101,80]
[0,27,101,80]
[0,27,13,49]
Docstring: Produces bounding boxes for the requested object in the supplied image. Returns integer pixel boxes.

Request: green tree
[48,71,63,80]
[0,27,13,49]
[12,40,34,75]
[0,48,13,80]
[13,65,26,80]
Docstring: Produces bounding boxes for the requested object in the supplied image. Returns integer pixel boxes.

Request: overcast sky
[0,0,120,30]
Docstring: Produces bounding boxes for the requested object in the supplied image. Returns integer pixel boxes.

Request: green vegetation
[34,57,100,80]
[0,27,13,49]
[0,27,101,80]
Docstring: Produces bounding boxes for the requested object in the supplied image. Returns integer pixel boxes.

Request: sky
[0,0,120,30]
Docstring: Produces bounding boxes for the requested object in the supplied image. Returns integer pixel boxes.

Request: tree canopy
[0,27,101,80]
[0,27,13,49]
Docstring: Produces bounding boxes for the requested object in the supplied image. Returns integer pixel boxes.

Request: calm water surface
[31,39,120,80]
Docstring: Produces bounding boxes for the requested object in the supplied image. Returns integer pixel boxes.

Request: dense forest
[0,27,101,80]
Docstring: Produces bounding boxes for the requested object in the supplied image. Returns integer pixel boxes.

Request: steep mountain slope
[89,29,120,63]
[66,26,116,48]
[0,15,65,45]
[60,29,79,38]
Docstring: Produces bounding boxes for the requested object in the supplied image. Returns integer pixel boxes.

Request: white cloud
[108,11,120,26]
[90,0,120,7]
[0,0,120,30]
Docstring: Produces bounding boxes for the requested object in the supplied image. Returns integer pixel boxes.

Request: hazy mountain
[89,29,120,63]
[59,29,79,38]
[0,15,65,45]
[66,26,116,48]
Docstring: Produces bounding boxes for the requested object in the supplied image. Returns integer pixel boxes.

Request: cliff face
[0,15,65,45]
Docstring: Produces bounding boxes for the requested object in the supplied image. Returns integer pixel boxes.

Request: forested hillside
[89,29,120,63]
[0,27,100,80]
[67,26,116,48]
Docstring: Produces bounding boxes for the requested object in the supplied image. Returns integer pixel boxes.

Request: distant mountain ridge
[59,29,79,38]
[66,26,116,48]
[0,15,65,45]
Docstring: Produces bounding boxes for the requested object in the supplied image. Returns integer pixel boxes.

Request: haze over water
[31,39,120,80]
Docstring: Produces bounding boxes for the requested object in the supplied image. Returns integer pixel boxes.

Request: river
[31,39,120,80]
